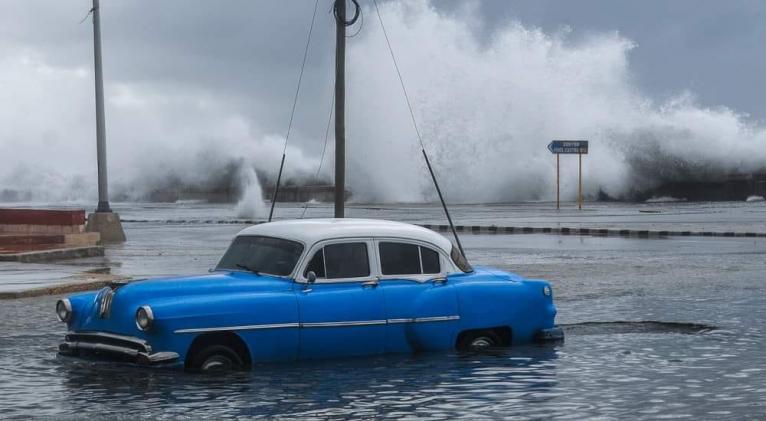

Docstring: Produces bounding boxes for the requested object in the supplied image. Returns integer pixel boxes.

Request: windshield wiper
[235,264,260,275]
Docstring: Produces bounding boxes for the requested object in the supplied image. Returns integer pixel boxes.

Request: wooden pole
[578,153,583,210]
[333,0,346,218]
[556,154,561,210]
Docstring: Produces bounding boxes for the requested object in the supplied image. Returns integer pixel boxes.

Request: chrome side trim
[387,318,414,324]
[174,315,461,334]
[414,315,461,323]
[175,322,301,334]
[301,320,388,328]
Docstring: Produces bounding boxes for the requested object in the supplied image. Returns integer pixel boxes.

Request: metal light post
[85,0,126,242]
[92,0,110,213]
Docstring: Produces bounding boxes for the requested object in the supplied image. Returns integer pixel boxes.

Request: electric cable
[371,0,468,260]
[300,92,335,219]
[268,0,321,222]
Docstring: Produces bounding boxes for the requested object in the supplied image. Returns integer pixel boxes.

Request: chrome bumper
[535,326,565,342]
[59,331,179,365]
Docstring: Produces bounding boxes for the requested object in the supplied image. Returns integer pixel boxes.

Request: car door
[376,239,461,352]
[296,239,387,359]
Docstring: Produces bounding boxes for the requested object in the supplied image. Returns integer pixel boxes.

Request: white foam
[646,196,687,203]
[235,166,266,219]
[2,2,765,204]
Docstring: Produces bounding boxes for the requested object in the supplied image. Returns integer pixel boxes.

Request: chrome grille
[95,287,114,319]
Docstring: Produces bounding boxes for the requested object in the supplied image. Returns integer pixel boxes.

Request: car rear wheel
[457,329,502,352]
[190,345,244,373]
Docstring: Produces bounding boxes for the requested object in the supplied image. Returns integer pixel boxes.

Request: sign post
[579,152,583,210]
[556,154,561,210]
[547,140,588,210]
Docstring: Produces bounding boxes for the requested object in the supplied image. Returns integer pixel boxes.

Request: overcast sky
[2,0,765,203]
[439,0,766,120]
[4,1,763,120]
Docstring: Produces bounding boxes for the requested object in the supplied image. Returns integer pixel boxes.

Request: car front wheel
[457,329,502,352]
[189,344,244,373]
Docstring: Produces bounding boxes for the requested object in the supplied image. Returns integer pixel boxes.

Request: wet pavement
[0,202,764,418]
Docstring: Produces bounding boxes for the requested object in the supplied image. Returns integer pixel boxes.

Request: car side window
[379,242,420,275]
[318,242,370,279]
[420,246,440,274]
[304,249,326,278]
[379,242,441,275]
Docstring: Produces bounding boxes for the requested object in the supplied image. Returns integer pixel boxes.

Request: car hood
[66,271,294,333]
[115,271,293,301]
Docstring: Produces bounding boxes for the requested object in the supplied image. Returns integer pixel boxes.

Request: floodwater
[1,202,765,419]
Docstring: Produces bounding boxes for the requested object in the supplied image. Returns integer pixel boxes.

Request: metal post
[556,154,561,210]
[85,0,125,243]
[92,0,110,213]
[578,153,583,210]
[333,0,346,218]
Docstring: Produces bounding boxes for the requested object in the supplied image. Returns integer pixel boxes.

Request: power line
[268,0,320,222]
[371,0,467,260]
[300,91,335,219]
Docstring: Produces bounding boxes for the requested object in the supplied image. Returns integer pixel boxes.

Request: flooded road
[0,202,765,418]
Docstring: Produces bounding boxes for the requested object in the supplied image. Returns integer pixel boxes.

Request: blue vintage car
[56,219,562,371]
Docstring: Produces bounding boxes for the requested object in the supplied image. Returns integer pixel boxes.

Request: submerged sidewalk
[1,201,764,299]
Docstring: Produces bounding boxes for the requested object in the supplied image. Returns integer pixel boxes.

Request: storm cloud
[1,1,765,205]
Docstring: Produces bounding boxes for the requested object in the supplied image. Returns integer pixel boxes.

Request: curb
[0,275,130,300]
[417,224,766,239]
[0,246,104,263]
[122,219,264,225]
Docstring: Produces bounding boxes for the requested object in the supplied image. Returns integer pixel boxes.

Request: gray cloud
[2,0,765,205]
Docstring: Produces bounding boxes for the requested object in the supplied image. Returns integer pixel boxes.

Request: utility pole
[85,0,126,242]
[93,0,109,213]
[333,0,346,218]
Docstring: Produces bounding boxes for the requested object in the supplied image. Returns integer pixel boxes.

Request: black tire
[457,329,501,352]
[189,344,244,373]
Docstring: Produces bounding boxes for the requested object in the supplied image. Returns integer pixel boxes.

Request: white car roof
[236,218,454,254]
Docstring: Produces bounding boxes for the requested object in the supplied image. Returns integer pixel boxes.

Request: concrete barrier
[119,218,765,239]
[0,209,100,258]
[417,224,766,239]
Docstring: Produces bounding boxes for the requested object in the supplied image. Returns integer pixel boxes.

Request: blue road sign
[548,140,588,154]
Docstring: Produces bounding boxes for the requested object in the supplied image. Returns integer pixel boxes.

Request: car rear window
[450,245,473,273]
[379,242,441,275]
[216,235,304,276]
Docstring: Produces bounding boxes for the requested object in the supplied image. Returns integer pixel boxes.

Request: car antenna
[371,0,467,259]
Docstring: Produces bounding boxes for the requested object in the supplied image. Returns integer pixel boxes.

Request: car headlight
[542,285,552,297]
[56,299,72,322]
[135,305,154,331]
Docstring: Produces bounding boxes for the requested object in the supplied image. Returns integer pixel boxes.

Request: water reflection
[58,346,560,419]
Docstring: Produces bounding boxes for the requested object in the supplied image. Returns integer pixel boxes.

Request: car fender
[453,275,556,344]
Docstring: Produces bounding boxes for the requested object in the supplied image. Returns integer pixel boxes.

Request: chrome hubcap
[470,336,493,350]
[201,355,232,372]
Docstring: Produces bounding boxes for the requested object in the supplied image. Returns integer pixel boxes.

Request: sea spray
[345,1,766,202]
[2,1,765,204]
[235,166,267,219]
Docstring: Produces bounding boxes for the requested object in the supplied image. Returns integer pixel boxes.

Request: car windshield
[216,235,304,277]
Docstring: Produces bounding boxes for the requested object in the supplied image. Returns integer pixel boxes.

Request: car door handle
[362,280,379,288]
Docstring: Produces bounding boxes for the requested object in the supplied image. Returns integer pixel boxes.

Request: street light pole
[92,0,110,213]
[85,0,126,242]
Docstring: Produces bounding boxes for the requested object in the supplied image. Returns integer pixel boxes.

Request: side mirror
[306,271,317,284]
